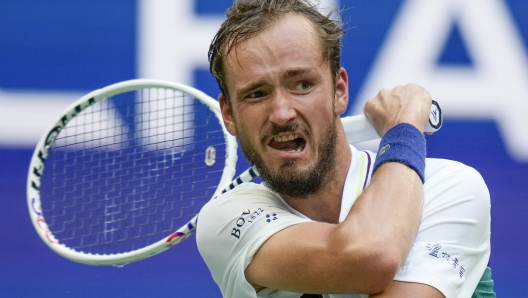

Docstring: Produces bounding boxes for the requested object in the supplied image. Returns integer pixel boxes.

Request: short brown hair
[208,0,344,105]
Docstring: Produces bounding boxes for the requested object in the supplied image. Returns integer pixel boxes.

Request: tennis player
[197,1,494,297]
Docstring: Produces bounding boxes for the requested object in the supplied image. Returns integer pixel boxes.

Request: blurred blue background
[1,0,527,297]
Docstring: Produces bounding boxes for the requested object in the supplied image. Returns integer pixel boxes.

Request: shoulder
[197,183,286,239]
[425,158,481,178]
[421,158,491,248]
[424,158,489,199]
[198,182,286,220]
[196,182,311,294]
[396,159,491,297]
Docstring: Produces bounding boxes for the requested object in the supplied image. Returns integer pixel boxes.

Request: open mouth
[268,134,306,153]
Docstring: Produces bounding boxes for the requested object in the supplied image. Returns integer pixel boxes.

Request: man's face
[220,13,348,198]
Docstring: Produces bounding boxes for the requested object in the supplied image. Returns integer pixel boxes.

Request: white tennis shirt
[197,145,491,298]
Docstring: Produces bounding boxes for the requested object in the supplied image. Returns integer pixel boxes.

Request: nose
[268,91,296,126]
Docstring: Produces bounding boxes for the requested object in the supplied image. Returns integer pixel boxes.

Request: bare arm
[246,163,423,294]
[245,84,432,294]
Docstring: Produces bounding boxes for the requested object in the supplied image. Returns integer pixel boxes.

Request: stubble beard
[236,115,338,199]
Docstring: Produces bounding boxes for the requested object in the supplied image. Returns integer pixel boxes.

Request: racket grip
[343,101,442,144]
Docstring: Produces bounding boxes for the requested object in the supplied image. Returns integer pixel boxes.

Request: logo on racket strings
[205,146,216,166]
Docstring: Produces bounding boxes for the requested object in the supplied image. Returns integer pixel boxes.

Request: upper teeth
[273,134,299,142]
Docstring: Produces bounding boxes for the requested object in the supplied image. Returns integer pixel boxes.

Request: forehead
[223,13,325,90]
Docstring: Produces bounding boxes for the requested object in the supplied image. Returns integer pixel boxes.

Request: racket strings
[40,88,226,254]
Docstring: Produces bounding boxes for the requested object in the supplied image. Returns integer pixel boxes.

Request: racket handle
[343,101,442,144]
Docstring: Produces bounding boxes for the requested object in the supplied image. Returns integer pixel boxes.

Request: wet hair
[208,0,344,105]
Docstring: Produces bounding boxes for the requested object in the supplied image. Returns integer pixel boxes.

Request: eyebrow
[235,79,267,100]
[283,67,312,79]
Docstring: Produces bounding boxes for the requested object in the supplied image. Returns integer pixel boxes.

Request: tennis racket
[27,79,442,266]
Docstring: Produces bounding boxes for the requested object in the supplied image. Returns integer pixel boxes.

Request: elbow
[364,248,401,294]
[374,249,402,293]
[327,221,410,294]
[338,237,402,294]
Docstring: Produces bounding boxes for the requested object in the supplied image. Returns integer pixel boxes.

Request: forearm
[330,162,424,291]
[245,165,424,294]
[246,162,421,292]
[342,162,423,263]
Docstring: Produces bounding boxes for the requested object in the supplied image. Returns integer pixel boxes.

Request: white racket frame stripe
[27,79,441,266]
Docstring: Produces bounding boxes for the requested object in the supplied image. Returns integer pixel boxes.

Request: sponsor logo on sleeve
[230,208,265,240]
[426,243,466,279]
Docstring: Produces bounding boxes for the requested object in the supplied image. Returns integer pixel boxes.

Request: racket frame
[26,79,238,266]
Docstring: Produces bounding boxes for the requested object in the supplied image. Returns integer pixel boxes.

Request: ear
[334,67,349,115]
[219,93,237,136]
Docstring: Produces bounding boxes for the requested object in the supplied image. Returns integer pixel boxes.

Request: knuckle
[423,90,432,100]
[365,98,374,109]
[377,88,390,98]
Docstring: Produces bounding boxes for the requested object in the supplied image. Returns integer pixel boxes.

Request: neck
[282,123,351,223]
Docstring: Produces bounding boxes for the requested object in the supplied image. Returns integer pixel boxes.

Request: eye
[245,90,267,99]
[294,81,312,91]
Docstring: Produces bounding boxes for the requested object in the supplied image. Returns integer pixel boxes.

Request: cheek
[234,107,265,136]
[234,118,256,143]
[309,96,334,119]
[307,102,336,138]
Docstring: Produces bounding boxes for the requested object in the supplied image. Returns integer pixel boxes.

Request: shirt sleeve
[393,158,491,298]
[196,183,311,298]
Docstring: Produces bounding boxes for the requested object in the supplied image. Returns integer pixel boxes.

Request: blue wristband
[373,123,426,183]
